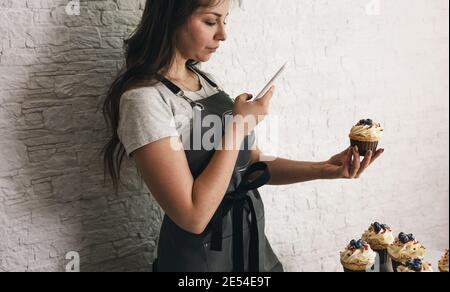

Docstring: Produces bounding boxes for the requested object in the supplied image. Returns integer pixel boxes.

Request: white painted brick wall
[0,0,448,272]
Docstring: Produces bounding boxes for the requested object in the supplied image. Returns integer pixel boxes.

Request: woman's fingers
[342,146,352,156]
[354,148,384,178]
[369,148,384,165]
[235,93,252,103]
[333,146,383,179]
[345,146,353,165]
[257,86,275,106]
[355,150,373,178]
[349,146,361,178]
[339,147,352,178]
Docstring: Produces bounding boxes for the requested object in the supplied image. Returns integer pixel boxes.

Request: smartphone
[249,62,287,101]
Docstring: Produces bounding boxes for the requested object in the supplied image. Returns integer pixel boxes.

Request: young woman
[101,0,383,272]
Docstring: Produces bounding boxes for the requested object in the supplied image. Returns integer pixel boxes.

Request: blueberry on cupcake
[397,258,433,272]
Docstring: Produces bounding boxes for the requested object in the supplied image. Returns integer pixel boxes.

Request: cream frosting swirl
[340,239,376,270]
[349,120,383,142]
[361,222,395,250]
[438,249,449,272]
[387,234,426,263]
[397,259,433,272]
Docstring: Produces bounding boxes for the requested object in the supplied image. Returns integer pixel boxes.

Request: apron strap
[152,258,158,272]
[155,73,183,96]
[155,73,205,111]
[186,64,221,91]
[156,64,220,95]
[210,162,271,272]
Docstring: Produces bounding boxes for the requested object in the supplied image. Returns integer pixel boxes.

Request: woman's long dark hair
[101,0,236,194]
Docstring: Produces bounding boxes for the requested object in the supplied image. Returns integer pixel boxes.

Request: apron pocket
[203,230,250,272]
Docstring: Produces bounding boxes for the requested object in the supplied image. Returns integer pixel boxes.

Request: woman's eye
[205,21,227,27]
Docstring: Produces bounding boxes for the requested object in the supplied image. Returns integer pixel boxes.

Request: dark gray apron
[152,65,283,272]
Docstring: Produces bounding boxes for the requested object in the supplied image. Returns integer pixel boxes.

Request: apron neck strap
[156,64,220,96]
[155,74,183,96]
[187,64,220,90]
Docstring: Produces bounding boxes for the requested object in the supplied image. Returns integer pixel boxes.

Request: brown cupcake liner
[391,259,403,273]
[342,263,375,272]
[343,267,369,272]
[350,139,379,156]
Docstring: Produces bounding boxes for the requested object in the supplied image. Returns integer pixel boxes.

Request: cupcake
[340,239,376,272]
[349,119,383,156]
[387,232,426,272]
[438,249,449,272]
[397,258,433,272]
[362,222,394,272]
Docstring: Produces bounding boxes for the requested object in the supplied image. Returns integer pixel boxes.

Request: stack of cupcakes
[438,249,448,272]
[387,232,427,272]
[340,239,376,272]
[362,222,394,272]
[339,222,439,272]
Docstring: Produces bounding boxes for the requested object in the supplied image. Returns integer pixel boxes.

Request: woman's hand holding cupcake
[321,145,384,180]
[306,118,384,180]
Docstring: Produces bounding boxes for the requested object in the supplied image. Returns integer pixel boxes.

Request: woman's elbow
[177,220,207,235]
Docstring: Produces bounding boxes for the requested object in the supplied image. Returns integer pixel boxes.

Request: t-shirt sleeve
[117,87,180,158]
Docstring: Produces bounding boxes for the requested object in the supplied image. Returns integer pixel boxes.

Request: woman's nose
[216,25,227,42]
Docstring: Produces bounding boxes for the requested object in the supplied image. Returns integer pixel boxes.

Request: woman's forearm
[264,157,326,185]
[191,122,245,234]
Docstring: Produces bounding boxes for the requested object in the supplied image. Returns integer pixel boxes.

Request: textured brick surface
[0,0,448,272]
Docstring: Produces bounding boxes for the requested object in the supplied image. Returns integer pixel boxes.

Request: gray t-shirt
[118,69,224,158]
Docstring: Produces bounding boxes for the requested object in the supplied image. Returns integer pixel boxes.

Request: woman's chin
[198,53,213,62]
[199,57,210,62]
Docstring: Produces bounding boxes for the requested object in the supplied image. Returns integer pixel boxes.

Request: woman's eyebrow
[203,12,229,17]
